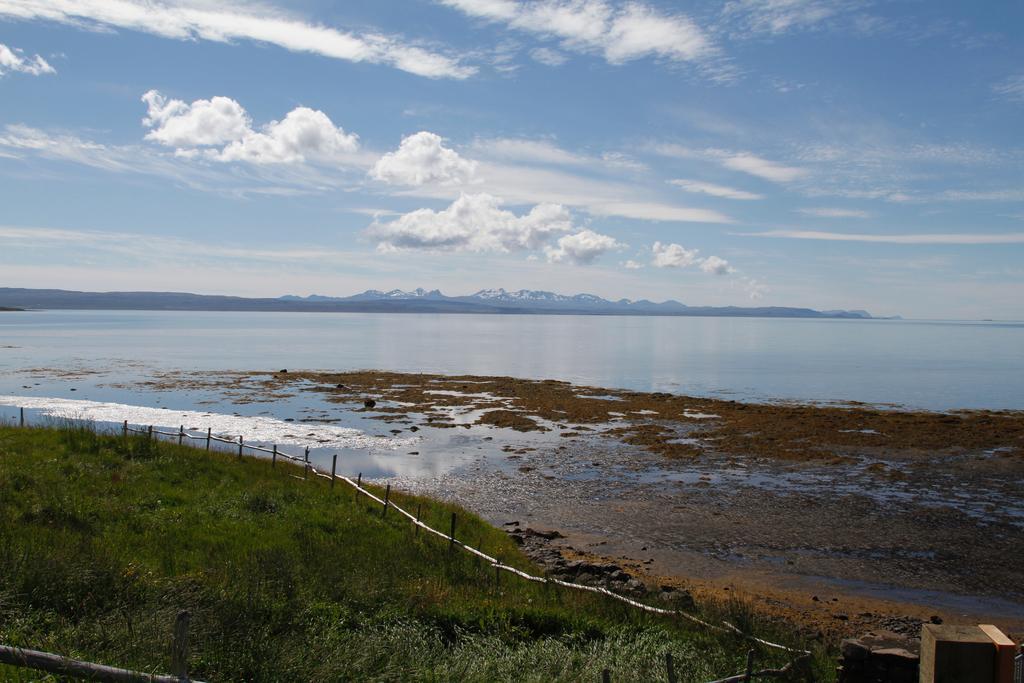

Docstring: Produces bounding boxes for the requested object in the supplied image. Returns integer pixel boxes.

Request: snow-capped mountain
[273,288,877,318]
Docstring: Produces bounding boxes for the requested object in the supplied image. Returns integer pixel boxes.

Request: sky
[0,0,1022,319]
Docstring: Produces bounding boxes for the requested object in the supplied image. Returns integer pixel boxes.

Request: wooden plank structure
[920,624,1019,683]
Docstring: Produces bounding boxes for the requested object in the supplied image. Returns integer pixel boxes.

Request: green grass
[0,424,831,681]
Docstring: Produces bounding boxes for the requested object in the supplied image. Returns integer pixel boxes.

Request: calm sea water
[1,310,1022,410]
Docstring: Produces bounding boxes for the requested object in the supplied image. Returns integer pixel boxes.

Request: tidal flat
[4,366,1023,644]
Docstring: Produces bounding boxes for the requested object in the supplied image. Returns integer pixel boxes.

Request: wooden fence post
[303,446,310,479]
[415,503,422,536]
[170,611,190,680]
[743,649,755,682]
[122,420,128,438]
[666,653,677,683]
[601,668,611,683]
[272,445,277,468]
[331,454,337,488]
[148,425,153,441]
[19,407,24,427]
[178,426,184,446]
[382,483,391,518]
[237,436,243,459]
[449,513,457,552]
[205,428,211,451]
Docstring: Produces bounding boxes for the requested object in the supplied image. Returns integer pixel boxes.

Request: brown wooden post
[148,425,153,440]
[602,668,611,683]
[356,473,362,502]
[303,446,310,479]
[272,445,277,468]
[382,483,391,518]
[19,407,24,427]
[449,512,457,552]
[331,454,337,488]
[205,427,211,451]
[238,436,243,459]
[170,610,190,680]
[178,425,184,446]
[666,653,677,683]
[743,649,755,682]
[122,419,128,437]
[415,503,422,536]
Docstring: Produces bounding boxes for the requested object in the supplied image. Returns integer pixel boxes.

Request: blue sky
[0,0,1021,318]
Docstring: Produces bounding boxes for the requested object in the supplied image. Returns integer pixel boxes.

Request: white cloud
[142,90,250,147]
[0,42,55,76]
[651,241,699,268]
[0,0,475,79]
[544,228,622,264]
[217,107,359,164]
[623,259,643,269]
[741,230,1024,244]
[441,0,714,66]
[699,255,732,275]
[797,207,870,218]
[141,90,359,164]
[371,131,477,186]
[530,46,567,65]
[720,152,807,182]
[993,75,1024,103]
[651,241,732,275]
[0,123,358,196]
[367,192,575,253]
[669,178,763,200]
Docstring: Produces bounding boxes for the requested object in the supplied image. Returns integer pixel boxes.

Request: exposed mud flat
[13,366,1024,641]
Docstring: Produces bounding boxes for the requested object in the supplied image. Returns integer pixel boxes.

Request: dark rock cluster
[837,631,919,683]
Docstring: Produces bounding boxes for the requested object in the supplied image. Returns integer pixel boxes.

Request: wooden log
[449,513,457,552]
[0,643,196,683]
[170,611,190,679]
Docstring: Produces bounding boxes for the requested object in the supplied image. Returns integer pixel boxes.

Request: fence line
[11,410,810,659]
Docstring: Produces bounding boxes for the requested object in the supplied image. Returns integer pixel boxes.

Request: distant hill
[0,287,891,319]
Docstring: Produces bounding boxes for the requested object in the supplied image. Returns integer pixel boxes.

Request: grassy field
[0,424,828,681]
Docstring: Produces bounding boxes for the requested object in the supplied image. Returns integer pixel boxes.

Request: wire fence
[4,406,813,681]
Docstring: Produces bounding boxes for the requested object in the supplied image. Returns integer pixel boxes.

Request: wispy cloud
[721,0,860,36]
[439,0,717,69]
[992,74,1024,102]
[796,207,870,218]
[0,0,475,79]
[654,144,808,183]
[741,230,1024,244]
[0,42,55,76]
[668,178,763,200]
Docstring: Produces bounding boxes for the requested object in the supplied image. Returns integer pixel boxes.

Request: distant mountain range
[0,287,894,319]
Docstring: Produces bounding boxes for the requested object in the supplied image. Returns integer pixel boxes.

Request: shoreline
[5,366,1024,643]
